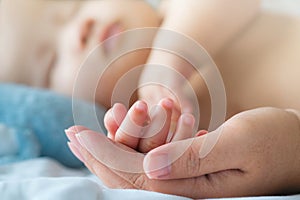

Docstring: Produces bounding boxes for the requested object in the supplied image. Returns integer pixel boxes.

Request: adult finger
[74,140,134,189]
[143,123,249,180]
[76,129,145,173]
[74,128,255,199]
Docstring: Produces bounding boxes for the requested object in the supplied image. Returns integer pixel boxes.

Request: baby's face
[0,0,160,107]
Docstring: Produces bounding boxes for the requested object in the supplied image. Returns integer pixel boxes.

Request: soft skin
[66,107,300,198]
[1,0,300,197]
[67,4,300,200]
[0,0,160,108]
[139,0,261,124]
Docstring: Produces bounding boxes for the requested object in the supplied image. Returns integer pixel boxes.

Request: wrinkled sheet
[1,158,299,200]
[0,158,188,200]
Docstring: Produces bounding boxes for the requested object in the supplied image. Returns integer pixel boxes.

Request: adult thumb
[143,126,246,180]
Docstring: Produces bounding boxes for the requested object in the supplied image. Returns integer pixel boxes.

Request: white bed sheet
[1,158,299,200]
[0,158,188,200]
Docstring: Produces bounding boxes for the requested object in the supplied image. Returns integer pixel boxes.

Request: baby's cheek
[49,66,75,98]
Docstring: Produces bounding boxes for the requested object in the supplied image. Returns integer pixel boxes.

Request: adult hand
[66,107,300,199]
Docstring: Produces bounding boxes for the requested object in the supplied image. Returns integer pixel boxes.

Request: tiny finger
[115,101,149,149]
[171,113,195,142]
[104,103,127,140]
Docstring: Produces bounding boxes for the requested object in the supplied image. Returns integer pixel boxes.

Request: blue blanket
[0,84,106,168]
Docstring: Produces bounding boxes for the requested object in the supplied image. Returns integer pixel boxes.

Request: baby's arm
[161,0,260,56]
[149,0,261,78]
[140,0,261,127]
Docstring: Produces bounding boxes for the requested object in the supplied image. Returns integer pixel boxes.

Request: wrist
[146,49,196,79]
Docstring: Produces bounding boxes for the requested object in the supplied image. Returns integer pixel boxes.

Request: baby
[0,0,161,167]
[0,0,161,108]
[1,0,300,198]
[65,0,300,199]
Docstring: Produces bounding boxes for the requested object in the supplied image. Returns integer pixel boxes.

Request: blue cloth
[0,84,106,168]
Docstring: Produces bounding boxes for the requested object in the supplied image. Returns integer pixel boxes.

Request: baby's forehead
[1,0,80,25]
[0,0,81,46]
[0,1,81,68]
[40,1,82,24]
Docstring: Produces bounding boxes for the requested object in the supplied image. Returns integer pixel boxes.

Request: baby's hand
[104,98,197,153]
[76,107,300,198]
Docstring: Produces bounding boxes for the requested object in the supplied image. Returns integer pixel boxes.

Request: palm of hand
[67,107,300,198]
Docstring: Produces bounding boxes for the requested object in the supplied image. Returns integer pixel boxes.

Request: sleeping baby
[1,0,300,198]
[0,0,160,166]
[64,0,300,199]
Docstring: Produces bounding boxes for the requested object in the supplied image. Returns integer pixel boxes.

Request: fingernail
[107,132,114,140]
[76,133,89,150]
[135,101,147,112]
[65,129,74,139]
[144,153,171,179]
[161,98,173,109]
[67,142,85,163]
[65,130,81,149]
[195,130,208,137]
[183,114,195,126]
